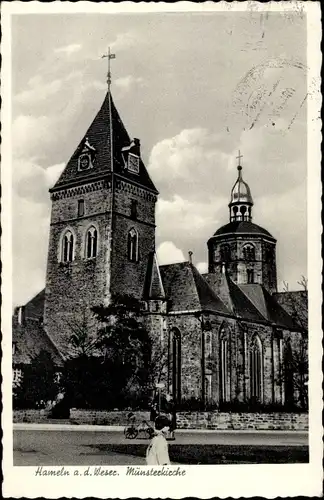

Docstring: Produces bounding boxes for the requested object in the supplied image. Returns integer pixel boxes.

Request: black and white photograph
[1,2,322,498]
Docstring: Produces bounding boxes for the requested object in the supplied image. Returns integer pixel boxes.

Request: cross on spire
[236,150,243,166]
[102,47,116,91]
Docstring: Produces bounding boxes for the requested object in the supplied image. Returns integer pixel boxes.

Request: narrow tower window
[62,230,74,263]
[220,336,230,402]
[130,199,138,219]
[250,335,263,403]
[78,199,85,217]
[247,269,254,283]
[127,228,138,262]
[169,329,181,404]
[220,244,231,262]
[86,226,98,258]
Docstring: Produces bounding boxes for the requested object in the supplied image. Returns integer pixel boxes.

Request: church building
[13,83,308,409]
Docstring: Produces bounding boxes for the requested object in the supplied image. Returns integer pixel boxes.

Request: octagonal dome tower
[207,154,277,293]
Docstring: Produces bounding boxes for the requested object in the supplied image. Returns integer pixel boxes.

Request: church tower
[43,62,158,355]
[207,153,277,293]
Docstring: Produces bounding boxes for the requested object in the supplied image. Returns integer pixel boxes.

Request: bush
[13,350,59,410]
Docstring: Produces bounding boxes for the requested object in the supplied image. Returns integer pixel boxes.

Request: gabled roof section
[143,252,166,300]
[51,92,157,193]
[223,275,266,322]
[159,262,231,315]
[20,289,45,320]
[239,284,302,330]
[13,319,64,366]
[190,266,231,315]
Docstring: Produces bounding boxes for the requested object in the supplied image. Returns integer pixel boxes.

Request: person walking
[150,401,158,423]
[146,415,171,465]
[165,393,176,440]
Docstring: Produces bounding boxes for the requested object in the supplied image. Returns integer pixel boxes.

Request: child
[146,415,171,465]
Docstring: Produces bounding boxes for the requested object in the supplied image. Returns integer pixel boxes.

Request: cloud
[157,241,185,266]
[54,43,82,55]
[14,77,63,105]
[12,115,55,160]
[115,75,144,92]
[13,192,50,306]
[110,32,139,52]
[196,261,208,274]
[149,128,232,203]
[12,159,65,304]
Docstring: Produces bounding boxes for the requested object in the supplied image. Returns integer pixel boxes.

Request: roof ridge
[190,265,232,315]
[226,277,266,321]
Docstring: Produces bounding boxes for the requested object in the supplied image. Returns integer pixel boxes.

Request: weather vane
[102,47,116,91]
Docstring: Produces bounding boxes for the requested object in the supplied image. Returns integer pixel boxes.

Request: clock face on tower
[128,153,140,174]
[78,153,92,172]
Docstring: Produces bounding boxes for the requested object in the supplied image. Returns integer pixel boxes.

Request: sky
[11,10,307,306]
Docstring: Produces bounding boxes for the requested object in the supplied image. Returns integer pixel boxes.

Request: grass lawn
[90,443,309,465]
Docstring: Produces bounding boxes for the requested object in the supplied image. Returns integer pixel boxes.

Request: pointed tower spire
[229,151,253,222]
[102,48,116,173]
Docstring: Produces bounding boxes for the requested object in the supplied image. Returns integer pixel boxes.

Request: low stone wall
[13,409,308,430]
[70,409,150,426]
[176,411,308,431]
[13,409,50,423]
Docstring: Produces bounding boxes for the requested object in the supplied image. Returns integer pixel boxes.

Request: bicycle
[124,419,155,440]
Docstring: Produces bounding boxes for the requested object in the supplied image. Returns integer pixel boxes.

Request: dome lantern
[229,152,253,222]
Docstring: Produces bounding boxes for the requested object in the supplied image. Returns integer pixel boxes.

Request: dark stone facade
[13,90,308,410]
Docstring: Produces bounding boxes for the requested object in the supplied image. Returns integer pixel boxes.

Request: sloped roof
[224,276,266,322]
[272,290,308,331]
[238,284,301,330]
[211,221,275,240]
[190,266,230,315]
[13,319,64,367]
[51,92,157,193]
[143,252,166,300]
[159,262,230,315]
[20,289,45,320]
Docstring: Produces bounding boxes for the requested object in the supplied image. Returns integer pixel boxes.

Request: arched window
[220,244,231,262]
[220,335,230,402]
[283,338,294,407]
[205,332,212,358]
[127,228,138,262]
[61,230,74,262]
[250,335,263,403]
[243,244,255,261]
[86,226,98,258]
[169,329,181,403]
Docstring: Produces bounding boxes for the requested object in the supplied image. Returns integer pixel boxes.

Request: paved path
[13,427,308,466]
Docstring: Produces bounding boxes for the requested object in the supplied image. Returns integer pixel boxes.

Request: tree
[13,350,59,409]
[280,278,308,410]
[283,336,308,410]
[92,294,152,408]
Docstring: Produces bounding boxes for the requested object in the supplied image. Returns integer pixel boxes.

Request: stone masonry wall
[176,410,308,430]
[44,183,113,355]
[110,183,156,300]
[13,409,308,430]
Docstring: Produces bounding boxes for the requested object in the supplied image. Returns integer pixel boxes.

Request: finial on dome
[236,150,243,166]
[229,150,253,222]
